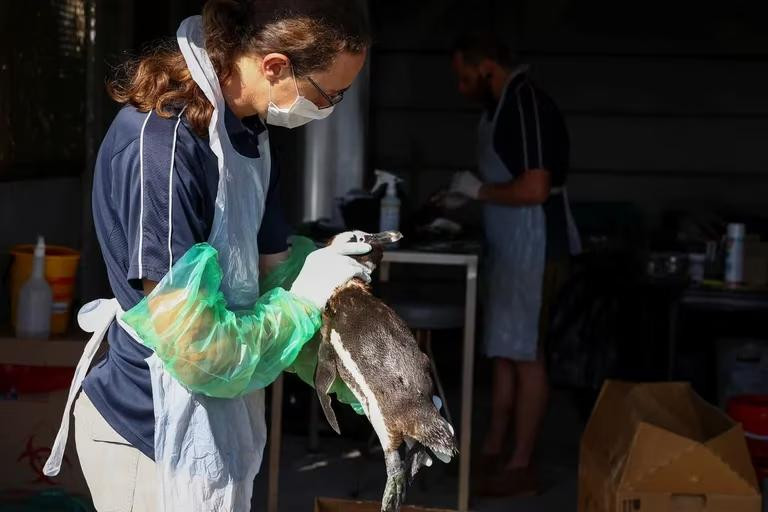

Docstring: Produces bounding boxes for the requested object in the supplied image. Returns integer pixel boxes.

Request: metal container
[647,252,688,279]
[299,0,370,225]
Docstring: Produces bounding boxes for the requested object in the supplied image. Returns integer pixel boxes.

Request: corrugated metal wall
[369,0,768,222]
[0,0,86,179]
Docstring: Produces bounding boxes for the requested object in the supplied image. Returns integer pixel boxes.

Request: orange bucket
[9,245,80,335]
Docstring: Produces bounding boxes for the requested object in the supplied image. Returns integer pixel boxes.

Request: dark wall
[0,0,87,180]
[369,0,768,225]
[5,0,768,313]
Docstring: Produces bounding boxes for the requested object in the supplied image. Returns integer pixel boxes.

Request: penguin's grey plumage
[313,231,458,512]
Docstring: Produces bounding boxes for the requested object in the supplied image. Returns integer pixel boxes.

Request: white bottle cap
[34,235,46,258]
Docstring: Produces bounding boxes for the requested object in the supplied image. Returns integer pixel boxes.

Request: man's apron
[479,75,580,361]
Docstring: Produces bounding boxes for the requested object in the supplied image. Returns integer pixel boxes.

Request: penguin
[314,230,458,512]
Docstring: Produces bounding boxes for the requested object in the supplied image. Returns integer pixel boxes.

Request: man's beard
[475,74,496,111]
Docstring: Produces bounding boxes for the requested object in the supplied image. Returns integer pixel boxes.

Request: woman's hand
[290,233,372,309]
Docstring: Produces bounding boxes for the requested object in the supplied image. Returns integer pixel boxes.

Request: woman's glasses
[306,75,347,109]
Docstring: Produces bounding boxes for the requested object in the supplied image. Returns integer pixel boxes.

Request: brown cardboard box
[744,238,768,287]
[314,497,456,512]
[0,337,90,497]
[579,381,762,512]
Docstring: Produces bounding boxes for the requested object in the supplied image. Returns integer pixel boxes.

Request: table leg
[308,393,319,452]
[458,262,478,512]
[380,261,391,283]
[267,374,284,512]
[667,300,679,380]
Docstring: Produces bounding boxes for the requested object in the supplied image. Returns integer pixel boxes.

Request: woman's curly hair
[108,0,370,135]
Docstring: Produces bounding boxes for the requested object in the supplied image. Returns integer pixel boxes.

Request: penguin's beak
[368,231,403,245]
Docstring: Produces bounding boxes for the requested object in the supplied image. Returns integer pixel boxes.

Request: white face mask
[266,67,334,129]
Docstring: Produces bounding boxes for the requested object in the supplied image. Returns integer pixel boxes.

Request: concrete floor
[254,388,585,512]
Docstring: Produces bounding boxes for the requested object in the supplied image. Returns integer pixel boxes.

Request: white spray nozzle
[372,169,402,197]
[34,236,46,258]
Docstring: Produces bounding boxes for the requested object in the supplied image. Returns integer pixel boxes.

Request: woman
[44,1,372,510]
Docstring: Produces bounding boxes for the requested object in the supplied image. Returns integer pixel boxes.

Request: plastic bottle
[725,223,745,286]
[372,170,402,233]
[16,236,53,339]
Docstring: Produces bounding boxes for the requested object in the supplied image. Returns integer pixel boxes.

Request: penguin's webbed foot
[404,443,433,483]
[381,450,406,512]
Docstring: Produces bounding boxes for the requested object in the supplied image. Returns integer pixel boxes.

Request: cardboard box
[314,497,455,512]
[579,381,762,512]
[0,337,90,497]
[744,238,768,287]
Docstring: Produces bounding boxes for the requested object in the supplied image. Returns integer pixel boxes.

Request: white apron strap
[562,188,582,255]
[552,186,582,256]
[43,298,121,476]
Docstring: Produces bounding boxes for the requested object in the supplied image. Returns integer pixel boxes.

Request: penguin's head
[334,230,402,245]
[329,230,403,272]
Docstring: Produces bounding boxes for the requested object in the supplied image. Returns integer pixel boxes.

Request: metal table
[667,286,768,378]
[267,249,479,512]
[379,250,479,512]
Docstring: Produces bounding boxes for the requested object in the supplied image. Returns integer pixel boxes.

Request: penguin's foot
[405,444,433,483]
[381,450,406,512]
[381,470,406,512]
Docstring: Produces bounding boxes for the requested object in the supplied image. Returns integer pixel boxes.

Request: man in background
[449,33,579,496]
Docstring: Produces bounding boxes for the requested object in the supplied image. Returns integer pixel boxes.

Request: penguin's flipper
[315,341,341,435]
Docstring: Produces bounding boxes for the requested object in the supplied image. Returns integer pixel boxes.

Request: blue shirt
[83,105,291,459]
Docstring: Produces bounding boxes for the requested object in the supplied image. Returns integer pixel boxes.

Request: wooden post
[267,375,284,512]
[458,260,478,512]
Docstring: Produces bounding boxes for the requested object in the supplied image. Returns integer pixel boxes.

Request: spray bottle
[725,223,745,287]
[16,236,53,339]
[372,170,402,233]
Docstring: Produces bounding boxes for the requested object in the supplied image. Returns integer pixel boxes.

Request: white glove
[444,192,471,210]
[430,190,467,210]
[449,171,483,200]
[290,232,372,310]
